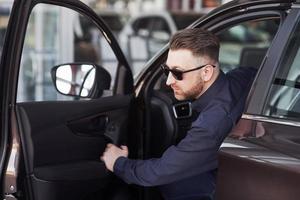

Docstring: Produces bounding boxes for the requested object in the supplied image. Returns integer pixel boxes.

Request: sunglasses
[160,63,216,81]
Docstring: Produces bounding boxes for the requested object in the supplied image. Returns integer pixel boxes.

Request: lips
[172,87,181,95]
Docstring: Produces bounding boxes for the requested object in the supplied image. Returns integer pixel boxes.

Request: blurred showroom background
[0,0,274,102]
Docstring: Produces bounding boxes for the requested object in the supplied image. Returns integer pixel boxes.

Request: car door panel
[16,95,133,200]
[215,7,300,200]
[67,115,109,137]
[0,0,136,198]
[216,138,300,200]
[17,94,131,165]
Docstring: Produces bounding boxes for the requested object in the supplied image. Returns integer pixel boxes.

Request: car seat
[239,47,268,68]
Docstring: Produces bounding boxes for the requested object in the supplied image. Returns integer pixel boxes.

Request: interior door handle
[104,121,119,144]
[67,115,109,137]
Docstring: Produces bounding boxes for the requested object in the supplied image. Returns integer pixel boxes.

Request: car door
[0,0,137,200]
[216,5,300,200]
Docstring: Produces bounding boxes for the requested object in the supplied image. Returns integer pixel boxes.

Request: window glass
[17,4,118,102]
[263,21,300,120]
[217,19,279,72]
[0,2,12,59]
[148,17,171,58]
[125,17,171,78]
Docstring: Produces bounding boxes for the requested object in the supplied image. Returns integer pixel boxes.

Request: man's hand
[100,143,128,172]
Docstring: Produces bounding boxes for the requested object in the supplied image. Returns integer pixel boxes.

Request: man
[101,28,256,200]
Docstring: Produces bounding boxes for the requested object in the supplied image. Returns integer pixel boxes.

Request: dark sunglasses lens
[172,70,183,80]
[161,64,183,80]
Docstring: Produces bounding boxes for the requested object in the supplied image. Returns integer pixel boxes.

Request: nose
[166,72,175,86]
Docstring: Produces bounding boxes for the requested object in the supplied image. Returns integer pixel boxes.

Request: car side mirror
[51,63,111,98]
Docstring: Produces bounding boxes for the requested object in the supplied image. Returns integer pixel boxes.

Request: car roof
[212,0,295,13]
[196,0,294,27]
[228,0,294,3]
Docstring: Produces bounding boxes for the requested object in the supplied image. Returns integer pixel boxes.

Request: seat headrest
[239,47,268,69]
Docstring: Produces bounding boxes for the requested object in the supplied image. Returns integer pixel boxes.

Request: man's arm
[101,68,256,186]
[101,105,233,186]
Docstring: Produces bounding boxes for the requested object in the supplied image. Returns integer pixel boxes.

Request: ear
[202,65,214,82]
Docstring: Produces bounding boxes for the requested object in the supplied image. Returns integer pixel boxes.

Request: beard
[172,78,204,101]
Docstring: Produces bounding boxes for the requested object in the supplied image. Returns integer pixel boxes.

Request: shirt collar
[191,70,226,112]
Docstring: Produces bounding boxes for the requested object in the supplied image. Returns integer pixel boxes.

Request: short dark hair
[169,28,220,62]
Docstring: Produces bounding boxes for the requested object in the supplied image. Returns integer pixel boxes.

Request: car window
[217,19,279,73]
[126,16,171,78]
[17,4,118,102]
[263,20,300,120]
[147,17,171,59]
[0,4,12,59]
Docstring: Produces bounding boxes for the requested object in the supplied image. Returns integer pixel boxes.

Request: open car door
[0,0,136,199]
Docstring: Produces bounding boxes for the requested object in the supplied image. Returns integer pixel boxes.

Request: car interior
[144,18,277,153]
[140,47,268,200]
[138,17,279,199]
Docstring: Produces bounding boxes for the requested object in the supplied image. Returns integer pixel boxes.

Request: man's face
[165,49,208,101]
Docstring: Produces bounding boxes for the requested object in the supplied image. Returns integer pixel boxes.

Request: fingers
[104,143,114,152]
[107,143,113,147]
[120,145,129,157]
[120,145,128,151]
[100,144,128,171]
[100,152,106,163]
[101,144,112,162]
[105,143,127,151]
[106,143,127,149]
[102,144,128,157]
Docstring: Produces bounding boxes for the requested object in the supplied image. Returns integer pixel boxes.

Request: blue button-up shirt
[114,67,256,199]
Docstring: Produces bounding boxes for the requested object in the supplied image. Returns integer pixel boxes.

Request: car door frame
[245,6,300,115]
[0,0,134,198]
[242,6,300,151]
[135,0,291,159]
[216,6,300,200]
[134,0,293,88]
